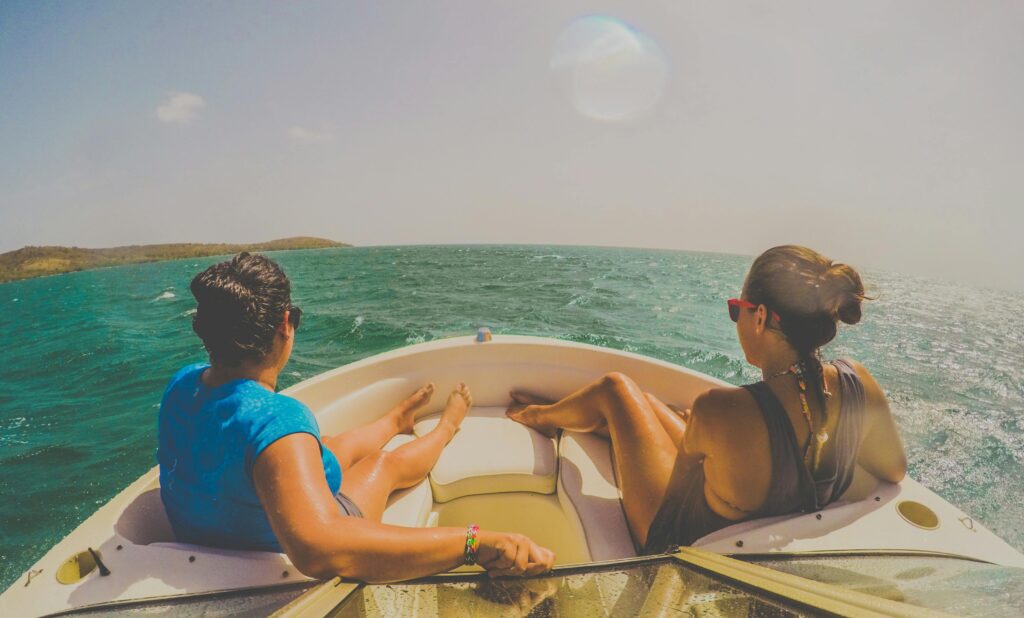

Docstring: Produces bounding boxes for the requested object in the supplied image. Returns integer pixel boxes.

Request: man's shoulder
[175,362,209,382]
[233,388,314,424]
[266,391,312,415]
[163,362,209,399]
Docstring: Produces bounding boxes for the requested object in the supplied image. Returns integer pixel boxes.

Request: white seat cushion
[380,434,434,527]
[558,431,637,561]
[414,406,558,503]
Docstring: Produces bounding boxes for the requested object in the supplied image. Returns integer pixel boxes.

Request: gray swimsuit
[335,491,365,518]
[643,359,867,554]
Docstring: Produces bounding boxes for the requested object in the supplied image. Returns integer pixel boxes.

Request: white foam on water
[152,291,177,302]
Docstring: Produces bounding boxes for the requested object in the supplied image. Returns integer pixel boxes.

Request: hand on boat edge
[477,531,556,577]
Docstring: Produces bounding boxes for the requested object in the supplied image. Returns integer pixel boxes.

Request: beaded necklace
[765,359,832,469]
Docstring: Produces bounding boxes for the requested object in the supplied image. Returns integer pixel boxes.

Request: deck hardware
[896,500,939,530]
[188,555,196,563]
[282,570,290,578]
[815,513,822,520]
[874,496,880,501]
[959,516,976,532]
[88,548,111,576]
[116,545,123,551]
[735,540,744,548]
[57,551,99,584]
[476,327,492,342]
[24,569,42,587]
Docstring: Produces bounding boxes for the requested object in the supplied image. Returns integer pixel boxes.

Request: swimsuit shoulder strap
[741,382,818,514]
[817,359,869,504]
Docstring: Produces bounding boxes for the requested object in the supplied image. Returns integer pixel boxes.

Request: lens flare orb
[550,16,670,123]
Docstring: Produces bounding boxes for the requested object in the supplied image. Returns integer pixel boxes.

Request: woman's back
[644,359,870,552]
[742,359,866,513]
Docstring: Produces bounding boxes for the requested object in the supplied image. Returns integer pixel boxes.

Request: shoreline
[0,237,350,285]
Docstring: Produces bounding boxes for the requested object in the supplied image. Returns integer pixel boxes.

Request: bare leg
[511,390,612,438]
[644,393,688,449]
[342,384,472,521]
[507,373,679,548]
[325,384,435,470]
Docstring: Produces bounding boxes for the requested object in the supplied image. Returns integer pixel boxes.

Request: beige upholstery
[433,492,592,567]
[414,406,558,503]
[558,431,638,561]
[380,434,434,527]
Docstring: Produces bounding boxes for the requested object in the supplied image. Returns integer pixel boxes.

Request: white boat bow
[4,335,1022,617]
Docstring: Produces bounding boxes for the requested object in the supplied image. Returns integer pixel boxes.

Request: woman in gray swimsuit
[507,245,908,553]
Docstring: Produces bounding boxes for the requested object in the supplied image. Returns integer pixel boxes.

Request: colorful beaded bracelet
[464,524,480,565]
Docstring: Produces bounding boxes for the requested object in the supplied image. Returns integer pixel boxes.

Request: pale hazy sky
[2,2,1022,289]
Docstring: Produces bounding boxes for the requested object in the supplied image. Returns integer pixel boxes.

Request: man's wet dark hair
[190,252,292,366]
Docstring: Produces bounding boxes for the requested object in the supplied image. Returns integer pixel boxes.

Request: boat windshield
[52,552,1024,617]
[53,582,317,617]
[749,553,1024,617]
[327,557,809,617]
[57,557,810,617]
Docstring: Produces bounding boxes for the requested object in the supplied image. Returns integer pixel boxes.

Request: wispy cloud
[156,92,205,124]
[286,126,334,144]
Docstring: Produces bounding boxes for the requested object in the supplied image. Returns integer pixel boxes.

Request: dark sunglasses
[288,305,302,330]
[728,298,781,324]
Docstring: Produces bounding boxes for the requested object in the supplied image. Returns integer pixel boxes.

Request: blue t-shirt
[157,363,341,552]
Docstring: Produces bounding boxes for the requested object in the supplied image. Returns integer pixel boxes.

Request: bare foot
[505,391,558,439]
[438,382,473,435]
[391,383,435,434]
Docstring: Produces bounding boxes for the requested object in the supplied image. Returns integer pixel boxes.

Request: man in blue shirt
[158,252,554,581]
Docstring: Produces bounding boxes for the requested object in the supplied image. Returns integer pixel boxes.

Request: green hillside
[0,237,350,283]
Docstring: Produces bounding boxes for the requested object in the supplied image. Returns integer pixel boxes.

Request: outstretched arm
[848,361,907,483]
[253,433,554,583]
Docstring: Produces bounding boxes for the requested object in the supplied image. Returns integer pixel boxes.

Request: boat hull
[4,335,1022,617]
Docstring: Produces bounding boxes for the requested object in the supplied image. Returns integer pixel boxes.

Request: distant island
[0,237,350,284]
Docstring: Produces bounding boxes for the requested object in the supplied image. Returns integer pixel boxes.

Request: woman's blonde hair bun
[822,262,865,325]
[743,245,870,353]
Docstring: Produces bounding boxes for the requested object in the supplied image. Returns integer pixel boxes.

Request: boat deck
[4,336,1022,617]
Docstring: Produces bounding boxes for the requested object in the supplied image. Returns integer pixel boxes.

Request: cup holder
[896,500,940,530]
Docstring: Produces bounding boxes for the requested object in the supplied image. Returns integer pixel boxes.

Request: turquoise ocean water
[1,245,1022,590]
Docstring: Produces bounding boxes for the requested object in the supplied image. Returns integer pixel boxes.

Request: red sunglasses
[728,299,781,324]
